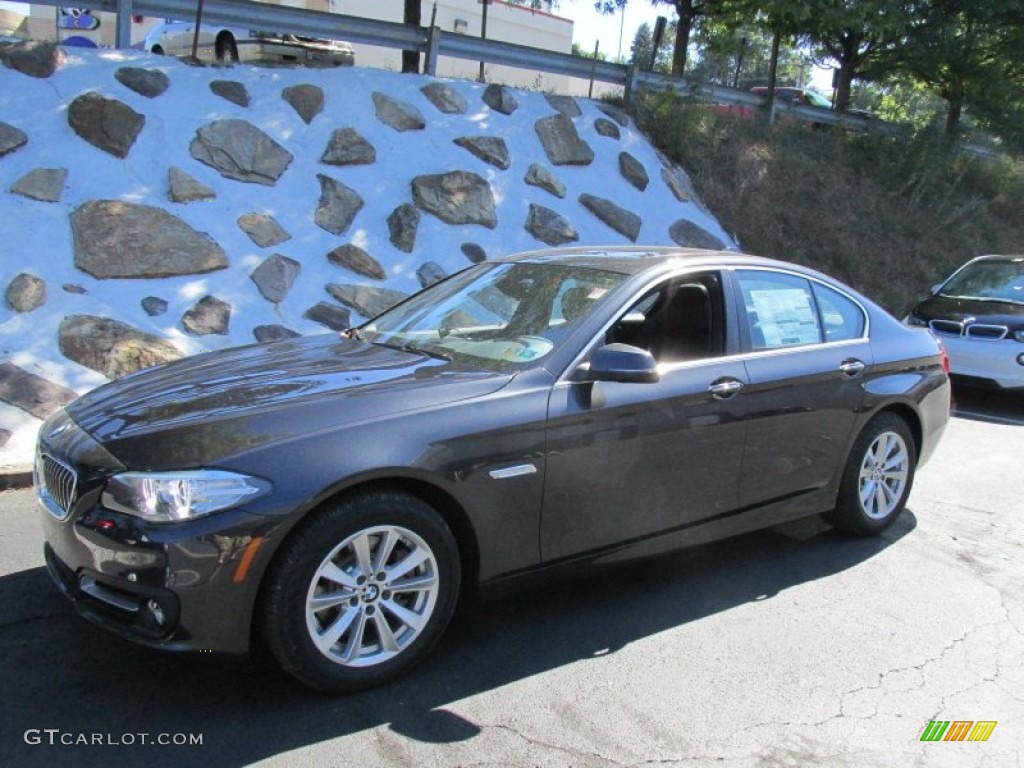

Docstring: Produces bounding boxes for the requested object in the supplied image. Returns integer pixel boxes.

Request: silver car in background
[905,254,1024,389]
[142,20,355,67]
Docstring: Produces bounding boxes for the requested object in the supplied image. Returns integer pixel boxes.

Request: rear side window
[813,282,866,341]
[737,271,821,349]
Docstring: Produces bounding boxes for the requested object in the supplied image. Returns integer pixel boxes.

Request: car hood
[913,294,1024,326]
[67,334,514,447]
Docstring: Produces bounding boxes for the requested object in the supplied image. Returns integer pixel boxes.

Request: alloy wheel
[858,430,910,520]
[304,525,440,668]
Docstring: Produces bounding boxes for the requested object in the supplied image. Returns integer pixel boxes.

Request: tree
[596,0,714,76]
[690,19,801,87]
[889,0,1024,138]
[739,1,817,118]
[630,21,675,72]
[804,0,914,112]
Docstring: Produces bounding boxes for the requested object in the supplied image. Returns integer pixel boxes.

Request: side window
[812,283,866,341]
[737,271,821,349]
[608,273,725,363]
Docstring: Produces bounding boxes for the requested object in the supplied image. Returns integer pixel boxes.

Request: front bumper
[36,410,284,655]
[41,503,277,655]
[935,333,1024,389]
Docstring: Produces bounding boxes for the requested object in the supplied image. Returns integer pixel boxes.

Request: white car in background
[905,254,1024,389]
[142,20,354,67]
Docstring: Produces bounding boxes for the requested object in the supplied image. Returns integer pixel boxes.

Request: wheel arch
[252,475,481,643]
[869,402,923,463]
[371,477,481,598]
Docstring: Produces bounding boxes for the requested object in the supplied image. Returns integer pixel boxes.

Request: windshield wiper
[372,339,453,362]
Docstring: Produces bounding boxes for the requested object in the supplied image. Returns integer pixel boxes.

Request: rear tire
[151,45,164,55]
[261,490,460,692]
[827,413,916,536]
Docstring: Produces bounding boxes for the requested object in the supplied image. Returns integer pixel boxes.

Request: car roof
[495,245,800,276]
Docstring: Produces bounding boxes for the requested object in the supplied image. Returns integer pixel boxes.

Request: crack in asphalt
[475,721,629,767]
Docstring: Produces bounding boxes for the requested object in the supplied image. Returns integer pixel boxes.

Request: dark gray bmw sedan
[36,247,950,691]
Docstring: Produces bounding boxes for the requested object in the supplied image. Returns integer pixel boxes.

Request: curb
[0,465,34,491]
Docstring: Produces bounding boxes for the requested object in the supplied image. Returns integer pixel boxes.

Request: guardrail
[18,0,897,133]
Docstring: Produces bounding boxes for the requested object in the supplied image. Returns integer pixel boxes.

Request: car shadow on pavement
[0,512,916,768]
[951,385,1024,425]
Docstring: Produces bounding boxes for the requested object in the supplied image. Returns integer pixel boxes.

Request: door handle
[709,378,744,399]
[839,358,866,377]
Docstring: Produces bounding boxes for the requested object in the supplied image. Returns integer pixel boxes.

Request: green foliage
[880,0,1024,141]
[690,20,803,87]
[607,0,1023,153]
[630,90,1024,313]
[571,42,610,61]
[800,0,914,110]
[595,0,714,75]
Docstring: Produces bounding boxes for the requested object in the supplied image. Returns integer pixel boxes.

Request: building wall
[332,0,571,90]
[20,0,573,91]
[23,6,160,48]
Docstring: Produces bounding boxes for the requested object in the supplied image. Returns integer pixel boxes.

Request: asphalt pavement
[0,392,1021,768]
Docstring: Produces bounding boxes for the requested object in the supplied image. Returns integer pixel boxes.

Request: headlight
[102,470,271,523]
[1014,330,1024,343]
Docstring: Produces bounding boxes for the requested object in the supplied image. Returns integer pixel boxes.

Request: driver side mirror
[571,343,659,384]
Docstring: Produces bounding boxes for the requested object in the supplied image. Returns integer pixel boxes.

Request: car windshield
[362,262,627,371]
[939,258,1024,304]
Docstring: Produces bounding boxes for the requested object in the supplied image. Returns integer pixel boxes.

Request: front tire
[828,413,916,536]
[261,490,460,692]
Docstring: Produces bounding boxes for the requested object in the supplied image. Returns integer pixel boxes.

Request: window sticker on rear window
[749,288,820,346]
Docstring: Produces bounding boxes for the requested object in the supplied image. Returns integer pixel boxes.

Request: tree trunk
[834,64,855,112]
[671,2,694,77]
[401,0,421,74]
[833,36,857,112]
[945,92,963,136]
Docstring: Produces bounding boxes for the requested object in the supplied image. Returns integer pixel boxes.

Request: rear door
[732,269,871,510]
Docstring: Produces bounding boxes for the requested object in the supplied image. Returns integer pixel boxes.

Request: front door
[541,272,749,562]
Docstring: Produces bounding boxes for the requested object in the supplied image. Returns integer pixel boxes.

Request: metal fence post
[115,0,133,50]
[624,64,637,106]
[425,25,440,76]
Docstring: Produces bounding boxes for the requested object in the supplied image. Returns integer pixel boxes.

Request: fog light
[146,599,166,628]
[126,572,137,583]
